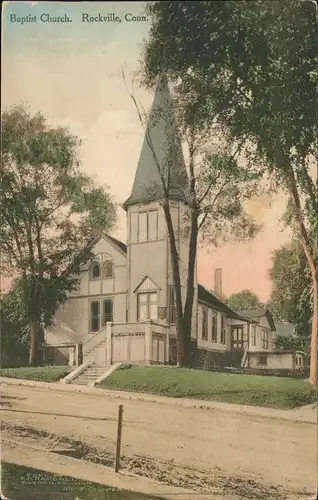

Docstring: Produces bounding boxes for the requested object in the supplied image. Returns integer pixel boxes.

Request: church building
[45,77,276,375]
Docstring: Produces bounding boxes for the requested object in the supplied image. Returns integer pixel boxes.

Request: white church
[45,77,278,381]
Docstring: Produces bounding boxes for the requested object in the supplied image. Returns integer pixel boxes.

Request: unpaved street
[1,384,316,499]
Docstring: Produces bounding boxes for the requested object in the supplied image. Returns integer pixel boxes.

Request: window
[231,326,244,349]
[251,325,256,346]
[103,260,113,278]
[168,286,176,324]
[103,300,113,325]
[261,330,269,349]
[257,354,268,366]
[138,210,158,242]
[211,312,217,342]
[91,262,101,280]
[137,292,158,321]
[148,210,158,241]
[90,301,100,332]
[201,307,208,340]
[220,316,226,344]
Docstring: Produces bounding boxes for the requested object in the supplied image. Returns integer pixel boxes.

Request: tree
[142,1,318,383]
[123,73,261,366]
[268,240,312,342]
[1,105,116,365]
[226,290,263,311]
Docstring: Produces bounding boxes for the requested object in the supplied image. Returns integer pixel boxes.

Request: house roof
[275,322,295,337]
[198,284,245,320]
[123,74,189,210]
[235,307,276,331]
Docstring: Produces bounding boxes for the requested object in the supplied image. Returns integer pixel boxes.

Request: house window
[251,325,256,346]
[138,210,158,242]
[168,286,176,324]
[257,354,268,366]
[261,330,269,349]
[211,312,217,342]
[220,316,226,344]
[103,260,113,278]
[103,300,113,325]
[90,262,101,280]
[137,292,158,321]
[90,301,100,332]
[201,307,208,340]
[231,325,244,349]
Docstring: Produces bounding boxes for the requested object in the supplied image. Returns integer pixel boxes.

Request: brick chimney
[214,268,223,297]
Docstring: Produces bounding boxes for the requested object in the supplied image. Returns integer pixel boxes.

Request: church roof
[123,75,189,210]
[198,284,244,320]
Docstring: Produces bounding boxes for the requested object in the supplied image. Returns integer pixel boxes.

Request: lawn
[98,365,316,409]
[1,462,160,500]
[0,365,71,382]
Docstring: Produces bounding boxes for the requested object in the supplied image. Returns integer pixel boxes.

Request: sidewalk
[1,376,316,424]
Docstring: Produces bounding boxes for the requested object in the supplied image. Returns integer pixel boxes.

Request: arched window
[91,262,101,280]
[103,260,113,278]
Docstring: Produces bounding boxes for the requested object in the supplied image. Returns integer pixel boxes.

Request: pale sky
[2,1,292,301]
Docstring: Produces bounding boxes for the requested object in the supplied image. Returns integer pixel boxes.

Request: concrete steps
[71,365,108,386]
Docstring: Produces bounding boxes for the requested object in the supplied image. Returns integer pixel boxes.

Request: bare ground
[1,384,316,499]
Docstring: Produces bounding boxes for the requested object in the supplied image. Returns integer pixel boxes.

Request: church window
[251,325,256,346]
[138,212,148,242]
[211,312,217,342]
[90,262,101,279]
[168,286,176,324]
[90,301,100,332]
[201,307,208,340]
[148,210,158,241]
[220,316,226,344]
[103,260,113,278]
[261,330,269,349]
[137,292,158,321]
[137,210,158,242]
[102,299,113,325]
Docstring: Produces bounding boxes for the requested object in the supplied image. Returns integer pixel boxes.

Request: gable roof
[235,307,276,331]
[107,235,127,254]
[123,74,189,210]
[198,284,244,320]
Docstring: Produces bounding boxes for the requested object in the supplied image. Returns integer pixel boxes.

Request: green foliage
[226,290,263,311]
[274,335,309,352]
[143,0,317,258]
[0,366,71,382]
[268,240,312,339]
[1,105,117,364]
[99,365,316,409]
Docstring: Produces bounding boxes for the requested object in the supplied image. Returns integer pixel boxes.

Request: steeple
[123,75,188,210]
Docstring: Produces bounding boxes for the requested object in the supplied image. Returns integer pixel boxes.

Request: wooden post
[115,405,124,472]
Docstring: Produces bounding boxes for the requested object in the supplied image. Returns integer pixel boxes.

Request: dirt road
[1,384,316,499]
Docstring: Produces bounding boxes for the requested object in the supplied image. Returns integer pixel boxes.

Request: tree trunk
[183,206,199,366]
[309,270,317,385]
[29,320,39,366]
[162,201,187,367]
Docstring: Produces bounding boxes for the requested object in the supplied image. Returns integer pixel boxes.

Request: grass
[1,462,160,499]
[0,365,71,382]
[98,365,317,410]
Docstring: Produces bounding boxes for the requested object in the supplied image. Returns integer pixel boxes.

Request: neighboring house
[275,321,296,338]
[45,77,276,369]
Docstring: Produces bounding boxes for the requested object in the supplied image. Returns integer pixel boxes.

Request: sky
[2,1,292,301]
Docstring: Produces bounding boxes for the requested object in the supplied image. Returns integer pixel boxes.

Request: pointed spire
[123,75,188,210]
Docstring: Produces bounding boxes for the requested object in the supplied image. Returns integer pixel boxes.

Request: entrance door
[231,326,244,349]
